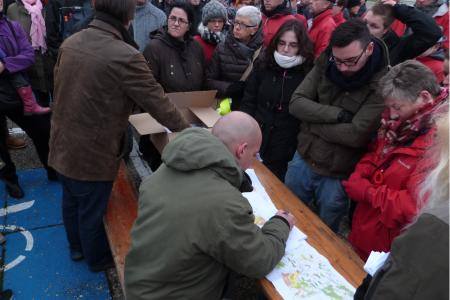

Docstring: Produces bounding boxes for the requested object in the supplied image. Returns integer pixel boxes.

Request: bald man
[125,112,294,300]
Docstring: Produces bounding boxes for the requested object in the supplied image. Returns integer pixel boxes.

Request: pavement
[1,131,125,300]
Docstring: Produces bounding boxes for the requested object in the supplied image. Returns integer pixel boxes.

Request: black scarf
[95,11,139,50]
[325,39,385,91]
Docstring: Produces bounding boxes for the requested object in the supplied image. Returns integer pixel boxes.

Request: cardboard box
[129,90,220,154]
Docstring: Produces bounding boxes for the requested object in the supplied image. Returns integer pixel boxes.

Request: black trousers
[59,173,113,268]
[0,109,51,182]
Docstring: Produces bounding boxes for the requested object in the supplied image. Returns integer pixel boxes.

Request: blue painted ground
[1,168,110,299]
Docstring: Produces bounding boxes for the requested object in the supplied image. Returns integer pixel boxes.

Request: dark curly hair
[265,19,314,68]
[168,0,197,37]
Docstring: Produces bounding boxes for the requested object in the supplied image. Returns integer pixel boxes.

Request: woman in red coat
[343,60,448,261]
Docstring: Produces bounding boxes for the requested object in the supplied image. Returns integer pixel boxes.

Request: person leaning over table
[285,19,389,233]
[240,19,314,181]
[125,111,295,300]
[48,0,189,272]
[205,5,263,110]
[354,112,449,300]
[343,60,448,261]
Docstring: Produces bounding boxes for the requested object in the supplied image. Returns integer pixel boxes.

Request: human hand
[275,210,296,230]
[337,109,354,123]
[225,81,246,98]
[0,62,5,74]
[381,0,397,6]
[342,177,372,202]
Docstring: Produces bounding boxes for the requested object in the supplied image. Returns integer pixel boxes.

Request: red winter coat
[308,9,336,58]
[333,11,346,27]
[416,56,445,83]
[193,35,216,64]
[262,13,307,46]
[434,4,449,50]
[346,128,437,261]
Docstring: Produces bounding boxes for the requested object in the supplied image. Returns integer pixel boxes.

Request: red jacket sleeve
[365,175,420,229]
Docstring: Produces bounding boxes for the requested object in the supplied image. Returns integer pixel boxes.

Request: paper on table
[364,251,390,276]
[243,169,307,248]
[267,239,355,300]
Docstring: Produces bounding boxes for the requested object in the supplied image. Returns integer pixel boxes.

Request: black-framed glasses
[230,20,257,29]
[329,43,370,66]
[168,15,189,26]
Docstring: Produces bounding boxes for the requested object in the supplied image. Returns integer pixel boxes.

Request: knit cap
[202,0,227,25]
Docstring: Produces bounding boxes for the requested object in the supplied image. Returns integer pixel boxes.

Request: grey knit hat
[202,0,227,25]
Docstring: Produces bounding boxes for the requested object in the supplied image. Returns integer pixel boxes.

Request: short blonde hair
[418,113,449,224]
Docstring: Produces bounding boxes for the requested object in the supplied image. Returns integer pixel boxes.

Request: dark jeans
[59,174,113,268]
[0,110,51,182]
[284,152,349,232]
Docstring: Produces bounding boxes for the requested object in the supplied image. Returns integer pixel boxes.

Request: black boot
[1,177,24,199]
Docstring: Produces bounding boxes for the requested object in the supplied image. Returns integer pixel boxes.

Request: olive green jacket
[125,128,290,300]
[289,40,389,178]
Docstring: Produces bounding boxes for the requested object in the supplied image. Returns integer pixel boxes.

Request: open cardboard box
[129,90,220,154]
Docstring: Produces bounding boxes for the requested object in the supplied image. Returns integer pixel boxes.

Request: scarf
[326,38,385,91]
[274,51,305,68]
[22,0,46,53]
[378,87,449,153]
[95,11,139,49]
[199,23,224,45]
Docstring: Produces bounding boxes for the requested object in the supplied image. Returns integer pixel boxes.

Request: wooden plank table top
[252,160,366,299]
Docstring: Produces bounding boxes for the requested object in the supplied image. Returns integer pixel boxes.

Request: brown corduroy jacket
[49,19,189,181]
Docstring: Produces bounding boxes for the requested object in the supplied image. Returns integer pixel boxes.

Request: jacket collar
[311,8,333,28]
[89,19,124,41]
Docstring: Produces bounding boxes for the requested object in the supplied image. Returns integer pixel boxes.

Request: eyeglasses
[231,20,257,29]
[329,43,370,66]
[168,15,189,26]
[278,40,298,49]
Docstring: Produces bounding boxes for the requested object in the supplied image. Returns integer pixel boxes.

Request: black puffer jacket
[205,26,263,99]
[143,30,205,92]
[240,54,313,180]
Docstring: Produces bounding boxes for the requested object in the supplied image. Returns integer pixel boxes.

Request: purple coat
[0,17,35,74]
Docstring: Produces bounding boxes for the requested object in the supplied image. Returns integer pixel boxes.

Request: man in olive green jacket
[285,19,389,232]
[125,112,294,300]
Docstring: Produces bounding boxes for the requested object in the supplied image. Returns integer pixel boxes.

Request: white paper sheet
[364,251,390,276]
[244,169,355,299]
[267,240,356,300]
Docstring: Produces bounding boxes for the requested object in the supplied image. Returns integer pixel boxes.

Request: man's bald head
[212,111,262,170]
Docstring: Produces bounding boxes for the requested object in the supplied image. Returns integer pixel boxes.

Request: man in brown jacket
[285,19,388,232]
[48,0,189,272]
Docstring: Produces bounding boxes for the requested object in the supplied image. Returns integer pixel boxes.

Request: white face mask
[273,51,305,68]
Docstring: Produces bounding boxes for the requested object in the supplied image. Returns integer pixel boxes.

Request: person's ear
[235,142,248,159]
[418,90,433,105]
[366,41,374,56]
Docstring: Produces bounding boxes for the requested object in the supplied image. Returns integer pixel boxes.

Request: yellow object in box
[217,98,232,116]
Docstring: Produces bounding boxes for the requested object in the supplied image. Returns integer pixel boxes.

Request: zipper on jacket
[277,70,287,111]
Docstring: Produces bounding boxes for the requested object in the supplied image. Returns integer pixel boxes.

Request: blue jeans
[284,152,348,232]
[59,174,113,268]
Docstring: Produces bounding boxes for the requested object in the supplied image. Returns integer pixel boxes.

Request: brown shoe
[6,136,27,150]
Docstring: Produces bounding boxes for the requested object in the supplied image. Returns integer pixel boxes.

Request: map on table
[244,169,355,300]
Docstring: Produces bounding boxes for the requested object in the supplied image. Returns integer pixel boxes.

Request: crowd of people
[0,0,448,298]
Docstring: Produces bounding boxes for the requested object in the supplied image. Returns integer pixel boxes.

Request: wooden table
[104,160,366,298]
[252,161,366,299]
